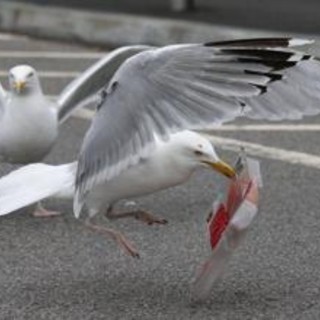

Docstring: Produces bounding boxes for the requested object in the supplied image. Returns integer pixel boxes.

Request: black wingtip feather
[244,70,283,82]
[220,49,294,61]
[219,49,312,63]
[237,57,297,71]
[204,38,292,48]
[254,85,267,94]
[302,54,312,60]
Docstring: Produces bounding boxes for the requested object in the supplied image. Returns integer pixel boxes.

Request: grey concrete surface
[0,34,320,319]
[2,0,320,49]
[0,1,278,48]
[12,0,320,34]
[0,0,320,46]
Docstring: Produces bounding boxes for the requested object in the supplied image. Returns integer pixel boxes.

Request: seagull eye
[27,72,34,78]
[194,150,203,156]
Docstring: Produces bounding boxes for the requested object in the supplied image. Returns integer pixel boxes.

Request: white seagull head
[8,65,40,95]
[166,131,236,178]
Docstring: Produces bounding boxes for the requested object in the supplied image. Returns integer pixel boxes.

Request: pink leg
[105,206,168,225]
[85,219,140,258]
[32,202,62,218]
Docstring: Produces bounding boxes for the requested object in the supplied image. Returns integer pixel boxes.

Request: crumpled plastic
[192,153,262,301]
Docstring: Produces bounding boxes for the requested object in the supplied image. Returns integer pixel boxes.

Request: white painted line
[0,51,106,59]
[56,104,320,169]
[67,108,320,131]
[205,124,320,132]
[71,108,95,120]
[50,96,95,120]
[0,33,29,40]
[0,70,80,79]
[203,134,320,169]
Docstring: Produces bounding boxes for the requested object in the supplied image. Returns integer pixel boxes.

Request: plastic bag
[192,153,262,301]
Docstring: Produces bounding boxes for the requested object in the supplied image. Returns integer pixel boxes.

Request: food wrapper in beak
[192,153,262,301]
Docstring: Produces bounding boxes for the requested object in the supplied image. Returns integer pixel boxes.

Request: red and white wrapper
[192,155,262,301]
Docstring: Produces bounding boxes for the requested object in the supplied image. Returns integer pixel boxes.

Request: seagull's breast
[0,95,58,163]
[86,150,194,212]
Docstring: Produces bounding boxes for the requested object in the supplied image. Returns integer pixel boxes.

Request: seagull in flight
[74,38,320,215]
[1,38,320,256]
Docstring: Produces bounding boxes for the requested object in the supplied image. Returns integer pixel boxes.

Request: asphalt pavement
[1,33,320,320]
[16,0,320,35]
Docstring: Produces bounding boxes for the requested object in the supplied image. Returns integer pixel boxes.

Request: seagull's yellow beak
[203,160,236,179]
[13,81,26,93]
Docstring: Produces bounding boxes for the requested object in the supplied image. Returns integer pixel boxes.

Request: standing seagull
[0,45,152,163]
[0,45,152,215]
[0,65,58,164]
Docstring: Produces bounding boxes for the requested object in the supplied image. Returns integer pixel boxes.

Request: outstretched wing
[57,45,153,123]
[74,38,320,215]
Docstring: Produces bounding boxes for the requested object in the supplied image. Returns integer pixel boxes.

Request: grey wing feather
[243,60,320,120]
[74,38,320,215]
[57,45,154,123]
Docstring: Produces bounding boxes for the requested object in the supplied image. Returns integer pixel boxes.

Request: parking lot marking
[0,70,80,78]
[67,107,320,133]
[204,134,320,169]
[0,51,106,59]
[58,104,320,168]
[69,106,320,132]
[0,33,29,40]
[72,108,96,120]
[204,124,320,132]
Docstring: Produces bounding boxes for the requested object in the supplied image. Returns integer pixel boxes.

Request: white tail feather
[0,162,76,216]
